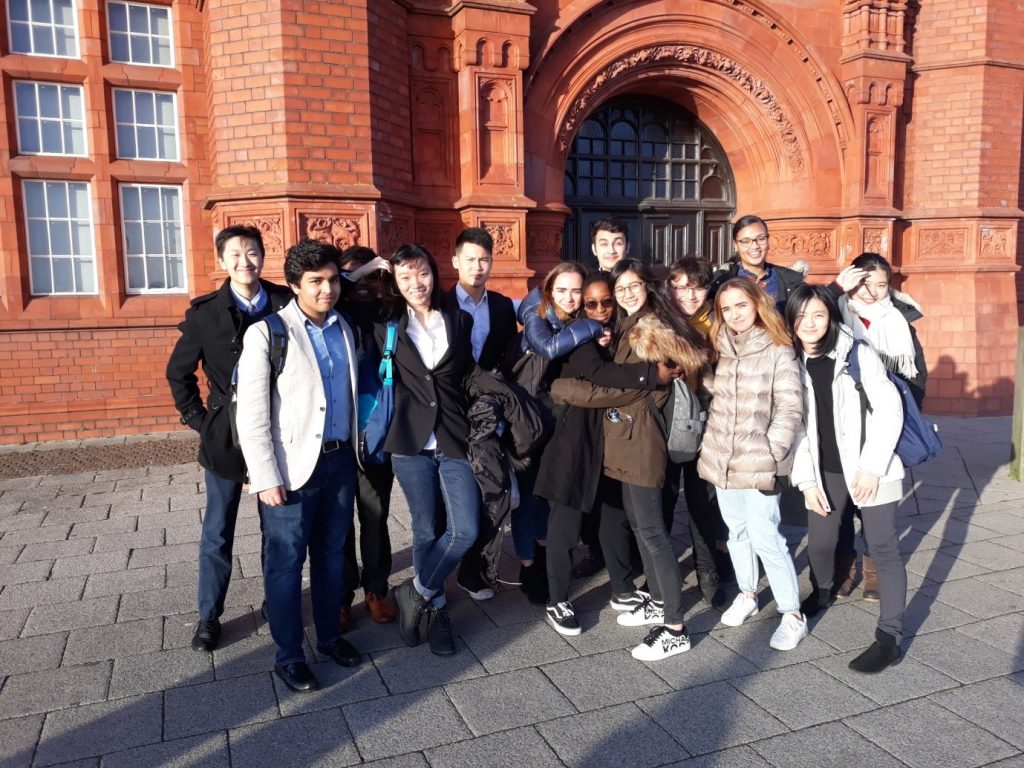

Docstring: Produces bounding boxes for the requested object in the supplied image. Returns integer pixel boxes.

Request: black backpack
[228,313,288,449]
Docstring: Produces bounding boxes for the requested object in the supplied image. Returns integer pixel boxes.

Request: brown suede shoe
[366,591,396,624]
[833,554,860,599]
[862,556,880,602]
[341,603,353,633]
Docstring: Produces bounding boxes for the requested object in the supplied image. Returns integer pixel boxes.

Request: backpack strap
[378,321,398,383]
[845,339,871,450]
[264,314,288,378]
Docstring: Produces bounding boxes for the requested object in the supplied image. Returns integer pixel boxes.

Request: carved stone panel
[918,227,968,262]
[864,114,888,198]
[482,222,517,262]
[376,204,413,260]
[863,228,887,256]
[479,78,516,185]
[224,214,284,260]
[771,230,834,262]
[979,226,1012,264]
[300,215,362,250]
[411,78,456,190]
[416,221,458,265]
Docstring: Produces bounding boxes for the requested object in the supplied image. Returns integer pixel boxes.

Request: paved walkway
[1,416,1023,768]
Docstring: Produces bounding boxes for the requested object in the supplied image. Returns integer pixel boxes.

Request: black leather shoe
[317,637,361,667]
[191,619,221,652]
[274,661,320,692]
[426,605,457,656]
[392,581,428,647]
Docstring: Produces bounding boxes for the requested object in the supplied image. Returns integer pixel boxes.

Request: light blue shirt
[455,283,490,363]
[229,284,268,315]
[303,311,352,442]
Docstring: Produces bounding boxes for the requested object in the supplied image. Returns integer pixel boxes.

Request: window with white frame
[23,180,96,295]
[7,0,79,57]
[120,184,185,292]
[14,81,87,156]
[112,88,178,161]
[107,1,173,67]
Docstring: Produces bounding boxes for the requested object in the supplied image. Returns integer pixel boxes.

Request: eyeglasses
[584,298,615,310]
[613,282,646,297]
[671,284,708,296]
[736,234,769,248]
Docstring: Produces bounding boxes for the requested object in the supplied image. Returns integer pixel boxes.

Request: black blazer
[376,307,475,459]
[166,279,293,482]
[441,287,517,374]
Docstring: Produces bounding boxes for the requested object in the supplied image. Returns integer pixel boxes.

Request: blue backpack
[357,321,398,465]
[845,339,942,467]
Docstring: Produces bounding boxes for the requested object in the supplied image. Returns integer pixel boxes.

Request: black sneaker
[848,628,902,674]
[631,625,691,661]
[425,605,457,656]
[609,589,650,611]
[391,581,428,647]
[546,602,582,636]
[456,568,495,601]
[800,587,835,618]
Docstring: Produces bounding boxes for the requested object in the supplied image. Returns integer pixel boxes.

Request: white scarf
[842,295,918,379]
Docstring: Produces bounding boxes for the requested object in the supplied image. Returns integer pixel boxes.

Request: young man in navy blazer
[235,239,362,693]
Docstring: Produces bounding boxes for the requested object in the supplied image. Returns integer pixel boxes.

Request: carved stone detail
[558,45,805,173]
[300,216,361,250]
[377,214,411,262]
[225,214,283,258]
[528,228,564,264]
[416,223,456,263]
[842,0,910,54]
[919,228,967,260]
[483,223,516,260]
[980,227,1010,259]
[412,78,456,188]
[863,228,886,255]
[480,78,516,184]
[771,231,833,260]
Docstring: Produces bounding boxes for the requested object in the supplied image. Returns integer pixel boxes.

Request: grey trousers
[806,470,906,641]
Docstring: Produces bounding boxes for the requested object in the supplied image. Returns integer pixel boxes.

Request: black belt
[322,439,347,454]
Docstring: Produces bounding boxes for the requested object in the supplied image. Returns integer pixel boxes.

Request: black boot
[848,628,902,674]
[698,573,726,609]
[800,587,834,618]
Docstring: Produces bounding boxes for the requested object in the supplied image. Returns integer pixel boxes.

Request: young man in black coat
[166,225,292,652]
[708,215,805,311]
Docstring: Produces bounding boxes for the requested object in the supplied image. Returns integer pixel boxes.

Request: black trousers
[596,476,635,597]
[806,470,906,640]
[341,459,395,603]
[662,458,730,584]
[622,481,685,625]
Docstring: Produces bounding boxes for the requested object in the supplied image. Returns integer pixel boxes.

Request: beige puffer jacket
[697,325,804,491]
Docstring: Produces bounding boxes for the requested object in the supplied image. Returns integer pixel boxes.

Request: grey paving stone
[359,756,428,768]
[51,550,130,580]
[222,576,265,608]
[861,589,977,637]
[117,584,195,621]
[729,662,875,729]
[460,620,578,674]
[638,680,787,755]
[135,508,200,532]
[0,545,22,565]
[640,633,760,691]
[342,687,473,761]
[750,720,905,768]
[0,524,71,546]
[445,667,575,736]
[0,714,44,767]
[0,632,67,676]
[946,541,1024,571]
[474,589,543,628]
[959,511,1024,535]
[709,616,835,670]
[63,618,164,666]
[811,649,959,705]
[163,525,201,546]
[0,576,84,610]
[109,646,214,698]
[0,607,29,641]
[42,505,110,527]
[211,633,279,680]
[845,697,1016,768]
[127,542,196,569]
[69,517,136,539]
[907,627,1024,683]
[100,732,230,768]
[977,568,1024,597]
[426,725,563,768]
[903,548,993,581]
[163,607,259,650]
[83,565,166,598]
[0,511,45,532]
[541,648,672,711]
[981,757,1024,768]
[35,693,163,766]
[664,745,772,768]
[557,607,643,656]
[164,672,278,739]
[0,558,53,586]
[91,530,164,553]
[898,527,946,555]
[953,613,1024,658]
[804,601,881,652]
[930,677,1024,750]
[371,638,487,694]
[918,577,1024,619]
[273,659,388,717]
[164,559,199,588]
[0,660,111,718]
[22,596,119,636]
[537,702,688,768]
[228,708,361,768]
[16,537,95,562]
[230,533,262,556]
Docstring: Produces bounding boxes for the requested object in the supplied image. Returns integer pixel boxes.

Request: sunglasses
[584,298,615,310]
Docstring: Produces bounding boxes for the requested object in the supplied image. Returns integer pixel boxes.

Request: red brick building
[0,0,1021,443]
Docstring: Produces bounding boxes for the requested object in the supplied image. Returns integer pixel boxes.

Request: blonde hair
[710,278,792,351]
[538,262,588,322]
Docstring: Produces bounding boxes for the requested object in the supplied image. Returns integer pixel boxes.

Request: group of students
[169,214,928,692]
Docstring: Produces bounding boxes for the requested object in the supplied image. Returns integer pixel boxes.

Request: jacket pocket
[604,411,635,441]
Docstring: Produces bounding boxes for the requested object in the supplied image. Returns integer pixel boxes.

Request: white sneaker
[770,613,808,651]
[616,597,665,626]
[720,593,758,627]
[631,625,691,661]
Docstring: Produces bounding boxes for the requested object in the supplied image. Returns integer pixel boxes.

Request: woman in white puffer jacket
[786,284,907,674]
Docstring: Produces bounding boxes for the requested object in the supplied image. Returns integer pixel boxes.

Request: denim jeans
[198,470,244,621]
[716,486,801,614]
[391,449,480,595]
[511,462,549,560]
[259,445,356,666]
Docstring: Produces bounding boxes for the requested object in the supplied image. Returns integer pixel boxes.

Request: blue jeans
[511,463,549,560]
[199,470,244,621]
[391,449,480,596]
[259,446,356,666]
[716,487,801,614]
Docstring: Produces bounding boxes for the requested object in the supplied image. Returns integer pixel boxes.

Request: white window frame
[119,182,187,294]
[6,0,80,58]
[112,87,180,161]
[106,1,174,68]
[13,80,88,157]
[23,180,97,296]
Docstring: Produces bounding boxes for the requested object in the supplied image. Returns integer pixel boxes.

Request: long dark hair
[850,252,892,282]
[609,258,707,351]
[784,283,843,357]
[385,244,443,318]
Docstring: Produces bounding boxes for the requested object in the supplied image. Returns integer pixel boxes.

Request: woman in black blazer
[377,244,479,657]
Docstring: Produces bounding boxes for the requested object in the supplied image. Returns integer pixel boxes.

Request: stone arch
[524,0,854,217]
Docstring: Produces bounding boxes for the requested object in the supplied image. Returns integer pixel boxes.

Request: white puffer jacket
[790,326,905,508]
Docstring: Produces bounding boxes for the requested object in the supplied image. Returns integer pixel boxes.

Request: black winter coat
[166,279,293,482]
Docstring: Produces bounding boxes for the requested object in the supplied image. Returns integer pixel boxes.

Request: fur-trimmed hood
[627,313,709,375]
